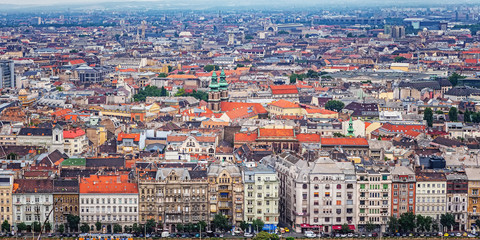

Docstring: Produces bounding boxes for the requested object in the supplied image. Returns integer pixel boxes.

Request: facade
[356,166,391,232]
[79,175,138,231]
[391,165,416,217]
[446,172,468,231]
[63,128,87,156]
[207,162,243,227]
[466,168,480,230]
[243,163,279,232]
[0,60,15,89]
[53,179,79,232]
[415,171,446,221]
[0,171,14,226]
[13,179,54,229]
[138,168,209,232]
[265,152,356,234]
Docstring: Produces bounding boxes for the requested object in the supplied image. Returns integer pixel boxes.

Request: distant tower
[228,32,235,46]
[51,124,64,153]
[347,117,355,137]
[141,20,147,39]
[219,69,229,102]
[208,71,221,113]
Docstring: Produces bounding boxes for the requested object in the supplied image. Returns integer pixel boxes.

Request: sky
[0,0,477,8]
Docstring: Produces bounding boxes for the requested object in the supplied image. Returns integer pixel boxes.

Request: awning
[332,225,355,230]
[301,224,322,228]
[263,224,277,231]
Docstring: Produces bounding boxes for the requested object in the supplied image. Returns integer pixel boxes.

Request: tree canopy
[204,65,219,72]
[423,107,433,127]
[325,100,345,112]
[448,72,466,86]
[449,107,458,122]
[134,85,168,102]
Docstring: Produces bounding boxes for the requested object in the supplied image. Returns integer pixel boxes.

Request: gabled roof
[270,99,300,108]
[79,175,137,194]
[117,133,140,142]
[220,102,267,114]
[269,85,299,95]
[320,137,369,146]
[63,128,85,139]
[13,179,53,193]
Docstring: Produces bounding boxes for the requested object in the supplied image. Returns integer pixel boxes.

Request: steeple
[208,71,221,113]
[347,117,354,137]
[209,71,219,91]
[219,69,229,102]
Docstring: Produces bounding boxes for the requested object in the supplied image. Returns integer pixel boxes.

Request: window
[325,192,330,197]
[336,200,342,205]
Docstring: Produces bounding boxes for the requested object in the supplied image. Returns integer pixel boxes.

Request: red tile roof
[234,132,258,142]
[259,128,295,137]
[269,85,299,95]
[63,128,85,139]
[117,133,140,142]
[79,175,138,194]
[270,99,300,108]
[220,102,267,114]
[297,133,321,142]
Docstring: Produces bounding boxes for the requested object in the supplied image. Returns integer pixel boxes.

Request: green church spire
[219,69,228,90]
[209,71,219,91]
[347,117,354,137]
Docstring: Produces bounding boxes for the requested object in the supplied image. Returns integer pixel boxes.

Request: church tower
[219,69,229,102]
[347,117,355,137]
[208,71,221,112]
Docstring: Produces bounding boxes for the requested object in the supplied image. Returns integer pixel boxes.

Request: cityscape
[1,0,480,239]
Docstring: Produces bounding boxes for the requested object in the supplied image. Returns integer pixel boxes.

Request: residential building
[0,60,15,89]
[63,128,87,156]
[207,162,243,227]
[391,165,416,217]
[138,168,209,232]
[243,163,279,232]
[466,168,480,230]
[0,171,14,225]
[356,166,391,232]
[53,179,79,232]
[13,179,54,229]
[446,172,468,231]
[415,171,446,221]
[79,175,138,231]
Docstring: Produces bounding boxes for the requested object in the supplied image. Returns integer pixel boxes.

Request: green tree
[325,100,345,112]
[113,224,122,233]
[365,222,376,232]
[424,107,433,127]
[340,223,351,234]
[67,214,80,232]
[252,231,271,240]
[203,65,219,72]
[448,72,466,86]
[435,110,444,114]
[58,224,65,234]
[278,30,289,35]
[399,212,416,232]
[33,222,41,233]
[424,216,433,232]
[475,219,480,229]
[416,215,426,232]
[146,219,156,233]
[465,111,472,122]
[185,223,193,233]
[95,221,102,231]
[394,56,407,62]
[240,221,249,232]
[26,225,31,233]
[80,223,90,233]
[198,221,207,232]
[440,213,455,232]
[333,132,346,137]
[44,222,52,232]
[133,85,168,102]
[157,73,168,78]
[212,213,230,232]
[252,219,265,232]
[176,223,184,232]
[1,220,10,232]
[449,107,458,122]
[132,223,142,234]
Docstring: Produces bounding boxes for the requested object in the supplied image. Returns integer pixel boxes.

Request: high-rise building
[0,60,15,89]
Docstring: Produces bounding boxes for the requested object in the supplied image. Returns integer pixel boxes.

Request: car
[455,232,462,237]
[468,233,476,238]
[444,233,449,237]
[244,232,254,238]
[304,231,317,238]
[347,233,353,237]
[360,234,366,238]
[284,227,290,233]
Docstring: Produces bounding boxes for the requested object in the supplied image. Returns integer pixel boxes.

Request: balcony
[382,189,390,192]
[360,189,368,192]
[359,197,367,200]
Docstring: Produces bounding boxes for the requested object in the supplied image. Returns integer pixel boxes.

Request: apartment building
[243,163,279,232]
[13,179,54,229]
[138,168,209,232]
[356,166,391,232]
[415,171,446,221]
[79,175,138,231]
[207,162,243,227]
[0,171,14,225]
[53,179,79,232]
[391,165,416,217]
[466,168,480,230]
[446,172,468,232]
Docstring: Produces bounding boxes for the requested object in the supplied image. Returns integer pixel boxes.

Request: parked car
[244,232,254,238]
[304,231,317,238]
